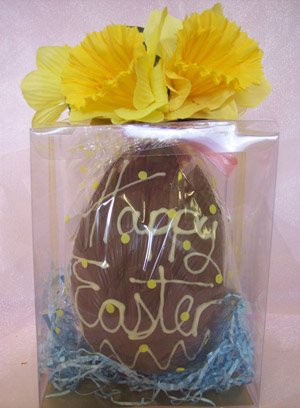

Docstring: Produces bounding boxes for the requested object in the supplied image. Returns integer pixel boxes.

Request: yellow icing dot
[93,181,99,190]
[178,171,183,181]
[228,270,233,279]
[176,367,185,372]
[209,204,217,215]
[167,209,177,219]
[86,151,94,158]
[180,312,190,322]
[80,166,86,173]
[37,328,41,337]
[121,233,130,244]
[139,344,149,353]
[56,310,64,317]
[69,235,75,242]
[138,171,147,180]
[106,304,115,314]
[64,215,70,223]
[183,240,191,251]
[147,280,157,289]
[211,177,217,186]
[78,145,85,150]
[55,328,60,335]
[215,274,223,284]
[81,258,88,268]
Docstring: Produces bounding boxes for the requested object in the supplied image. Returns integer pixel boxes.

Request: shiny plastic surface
[30,121,278,407]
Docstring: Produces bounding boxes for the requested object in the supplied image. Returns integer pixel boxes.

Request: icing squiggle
[99,329,210,370]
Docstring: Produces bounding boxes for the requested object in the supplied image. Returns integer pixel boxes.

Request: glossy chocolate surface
[71,144,230,373]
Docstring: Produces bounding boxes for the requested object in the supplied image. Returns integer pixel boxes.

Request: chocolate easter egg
[71,143,232,373]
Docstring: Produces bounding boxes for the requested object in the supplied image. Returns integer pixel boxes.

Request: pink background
[1,0,300,407]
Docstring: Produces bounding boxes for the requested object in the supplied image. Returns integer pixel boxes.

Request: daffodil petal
[192,88,235,110]
[150,63,168,105]
[133,56,155,110]
[166,102,202,120]
[145,7,168,65]
[112,109,164,124]
[138,110,164,123]
[167,86,235,120]
[145,10,182,59]
[211,3,223,16]
[235,76,271,108]
[69,109,94,122]
[36,46,70,77]
[111,114,127,125]
[32,103,67,127]
[115,101,163,121]
[166,71,191,110]
[21,69,65,110]
[194,99,239,120]
[69,108,114,122]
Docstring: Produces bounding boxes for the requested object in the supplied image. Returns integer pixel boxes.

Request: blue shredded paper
[40,291,254,406]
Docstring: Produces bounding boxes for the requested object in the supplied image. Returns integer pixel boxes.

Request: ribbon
[183,140,238,178]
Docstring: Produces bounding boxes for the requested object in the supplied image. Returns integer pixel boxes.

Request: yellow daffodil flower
[162,3,271,120]
[21,5,271,126]
[62,9,169,124]
[21,46,70,127]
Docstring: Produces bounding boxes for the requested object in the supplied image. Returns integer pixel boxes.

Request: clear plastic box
[30,120,279,408]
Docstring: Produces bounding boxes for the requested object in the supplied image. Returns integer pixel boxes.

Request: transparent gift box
[30,120,278,408]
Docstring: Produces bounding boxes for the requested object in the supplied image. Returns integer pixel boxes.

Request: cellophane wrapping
[30,120,278,408]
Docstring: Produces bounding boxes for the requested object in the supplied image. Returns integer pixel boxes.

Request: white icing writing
[117,206,219,272]
[73,265,218,339]
[72,255,109,328]
[82,160,166,247]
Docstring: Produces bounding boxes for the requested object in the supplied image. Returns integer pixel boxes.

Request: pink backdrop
[1,0,300,407]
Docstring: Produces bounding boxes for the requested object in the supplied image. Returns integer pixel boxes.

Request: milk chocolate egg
[71,144,232,373]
